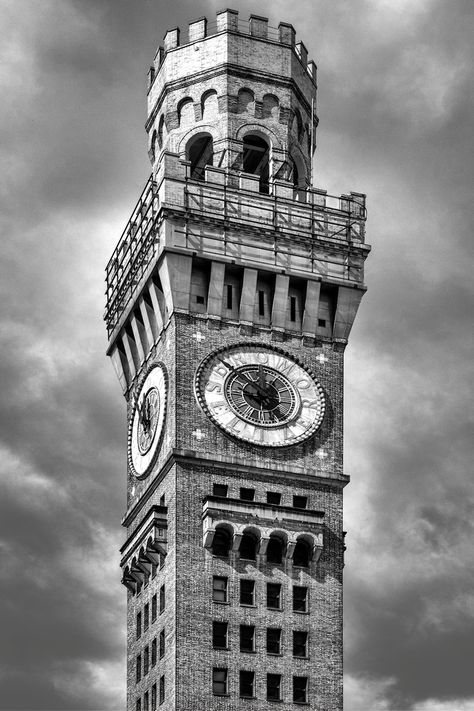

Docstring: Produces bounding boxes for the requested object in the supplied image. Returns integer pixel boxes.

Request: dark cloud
[1,0,473,709]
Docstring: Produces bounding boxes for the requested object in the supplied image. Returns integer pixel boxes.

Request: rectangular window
[293,631,308,658]
[293,586,308,613]
[136,699,141,711]
[159,675,165,705]
[240,624,255,653]
[258,290,265,316]
[151,561,157,578]
[267,583,281,610]
[226,284,233,310]
[266,628,281,655]
[143,691,149,711]
[240,670,255,699]
[213,668,228,696]
[240,579,255,606]
[136,654,141,683]
[151,638,157,666]
[213,483,228,497]
[151,594,157,622]
[290,295,296,321]
[159,585,165,614]
[293,495,307,509]
[151,684,157,711]
[159,629,165,658]
[159,494,165,506]
[266,491,281,505]
[267,673,281,701]
[213,576,228,603]
[144,603,149,630]
[136,612,142,640]
[196,294,205,305]
[240,487,255,501]
[293,676,308,703]
[213,621,228,649]
[143,646,149,675]
[318,318,326,327]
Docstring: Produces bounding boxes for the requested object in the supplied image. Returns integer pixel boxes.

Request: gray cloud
[0,0,472,708]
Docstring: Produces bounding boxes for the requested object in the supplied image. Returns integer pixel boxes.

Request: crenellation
[249,14,269,38]
[163,27,180,51]
[188,17,207,42]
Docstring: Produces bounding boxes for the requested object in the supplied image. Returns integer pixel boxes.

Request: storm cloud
[0,0,472,709]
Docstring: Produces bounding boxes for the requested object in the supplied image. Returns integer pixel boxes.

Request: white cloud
[345,674,396,710]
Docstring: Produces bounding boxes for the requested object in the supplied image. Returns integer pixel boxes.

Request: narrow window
[240,670,255,699]
[212,576,228,603]
[151,594,157,622]
[258,290,265,316]
[159,494,165,506]
[293,631,308,658]
[143,646,149,675]
[159,675,165,705]
[240,579,255,606]
[143,691,149,711]
[239,533,257,560]
[213,621,228,649]
[267,673,281,701]
[318,318,326,327]
[144,603,149,630]
[195,294,205,305]
[290,295,296,321]
[267,537,283,564]
[240,487,255,501]
[267,583,281,610]
[136,612,142,639]
[293,539,311,568]
[213,483,228,497]
[212,528,231,557]
[293,495,307,509]
[136,654,141,683]
[293,586,308,613]
[159,629,165,658]
[151,561,157,578]
[266,628,281,655]
[213,668,228,696]
[151,638,157,666]
[136,699,141,711]
[159,585,165,614]
[266,491,281,505]
[151,683,157,711]
[240,624,255,652]
[159,552,165,569]
[226,284,233,310]
[293,676,308,703]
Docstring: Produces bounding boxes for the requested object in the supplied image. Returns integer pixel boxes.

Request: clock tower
[105,11,369,711]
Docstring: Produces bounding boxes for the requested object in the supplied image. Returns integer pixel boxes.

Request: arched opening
[243,134,269,194]
[293,539,311,567]
[212,527,231,557]
[149,129,157,163]
[239,532,257,560]
[238,88,254,114]
[267,537,283,564]
[187,133,214,181]
[157,115,165,150]
[262,93,279,119]
[201,89,218,120]
[178,97,195,127]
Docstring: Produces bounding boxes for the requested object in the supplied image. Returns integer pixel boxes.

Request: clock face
[128,364,167,477]
[194,344,325,447]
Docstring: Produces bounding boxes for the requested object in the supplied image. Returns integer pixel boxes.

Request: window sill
[240,696,256,700]
[240,649,256,654]
[267,652,282,656]
[213,600,230,605]
[266,699,282,703]
[293,610,309,615]
[213,647,229,651]
[240,604,256,609]
[267,607,282,612]
[213,693,230,697]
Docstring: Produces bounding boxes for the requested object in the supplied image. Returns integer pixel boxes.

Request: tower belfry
[105,10,369,711]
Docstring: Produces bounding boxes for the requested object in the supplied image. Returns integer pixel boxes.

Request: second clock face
[194,344,325,447]
[129,363,167,478]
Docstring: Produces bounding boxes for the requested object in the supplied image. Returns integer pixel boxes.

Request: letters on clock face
[128,364,167,477]
[194,344,325,447]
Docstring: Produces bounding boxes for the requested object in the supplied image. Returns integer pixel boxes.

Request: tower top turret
[145,9,318,191]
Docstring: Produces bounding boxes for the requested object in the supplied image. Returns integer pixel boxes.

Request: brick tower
[105,11,369,711]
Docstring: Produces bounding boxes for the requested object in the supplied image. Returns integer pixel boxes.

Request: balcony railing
[104,173,367,336]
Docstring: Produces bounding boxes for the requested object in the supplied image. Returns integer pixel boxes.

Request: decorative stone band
[202,496,324,565]
[120,505,168,593]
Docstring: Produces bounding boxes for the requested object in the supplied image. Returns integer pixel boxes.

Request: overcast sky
[0,0,473,709]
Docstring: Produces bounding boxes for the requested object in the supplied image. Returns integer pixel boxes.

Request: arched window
[293,539,311,567]
[212,527,231,557]
[201,89,218,120]
[238,88,254,114]
[239,533,257,560]
[149,129,157,163]
[187,133,214,181]
[262,93,279,119]
[267,537,283,564]
[157,115,165,150]
[178,98,195,127]
[243,134,269,194]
